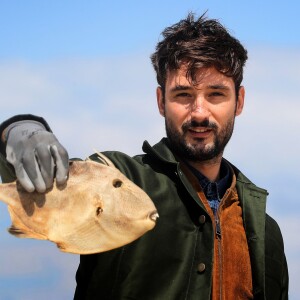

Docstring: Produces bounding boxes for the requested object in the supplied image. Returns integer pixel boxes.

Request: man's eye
[210,92,224,97]
[176,93,191,98]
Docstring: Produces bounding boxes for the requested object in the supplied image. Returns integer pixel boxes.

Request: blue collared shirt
[188,160,232,216]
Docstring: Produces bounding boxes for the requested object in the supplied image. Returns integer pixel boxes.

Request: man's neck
[187,155,223,182]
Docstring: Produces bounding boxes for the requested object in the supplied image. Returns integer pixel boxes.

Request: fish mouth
[149,210,159,222]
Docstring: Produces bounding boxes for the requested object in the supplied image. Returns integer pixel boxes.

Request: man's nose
[190,98,210,118]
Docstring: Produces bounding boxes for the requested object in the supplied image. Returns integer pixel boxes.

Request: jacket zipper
[216,213,222,300]
[215,189,230,300]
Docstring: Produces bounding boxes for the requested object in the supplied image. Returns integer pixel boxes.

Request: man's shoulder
[265,213,284,241]
[88,150,160,178]
[88,139,178,173]
[88,150,145,169]
[227,160,284,245]
[224,158,267,193]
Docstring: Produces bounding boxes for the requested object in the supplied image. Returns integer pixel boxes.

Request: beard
[165,117,235,163]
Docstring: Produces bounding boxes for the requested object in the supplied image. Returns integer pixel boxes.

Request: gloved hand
[4,120,69,193]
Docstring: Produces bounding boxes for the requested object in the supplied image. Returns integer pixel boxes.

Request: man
[0,13,288,299]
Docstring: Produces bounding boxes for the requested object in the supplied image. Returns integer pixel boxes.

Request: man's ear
[235,86,245,116]
[156,87,165,117]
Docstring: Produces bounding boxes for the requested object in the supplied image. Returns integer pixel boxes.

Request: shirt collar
[187,159,232,200]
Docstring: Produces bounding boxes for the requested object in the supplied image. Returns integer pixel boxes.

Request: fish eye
[96,207,103,216]
[113,179,123,188]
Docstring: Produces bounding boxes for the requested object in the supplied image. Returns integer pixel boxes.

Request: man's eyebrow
[208,84,230,90]
[169,84,231,92]
[170,85,192,92]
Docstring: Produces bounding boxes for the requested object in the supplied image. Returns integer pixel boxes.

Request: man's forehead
[166,67,234,88]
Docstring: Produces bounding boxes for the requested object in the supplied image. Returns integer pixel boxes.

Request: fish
[0,153,158,254]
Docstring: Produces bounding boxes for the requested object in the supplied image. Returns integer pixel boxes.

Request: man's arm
[0,114,69,192]
[74,248,124,299]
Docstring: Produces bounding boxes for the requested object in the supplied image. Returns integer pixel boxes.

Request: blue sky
[1,0,299,61]
[0,1,299,299]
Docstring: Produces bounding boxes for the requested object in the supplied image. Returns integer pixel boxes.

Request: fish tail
[7,207,48,240]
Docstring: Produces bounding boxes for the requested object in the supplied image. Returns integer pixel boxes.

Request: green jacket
[0,138,288,300]
[74,139,288,300]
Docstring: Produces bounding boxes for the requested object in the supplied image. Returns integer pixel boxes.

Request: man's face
[156,66,244,163]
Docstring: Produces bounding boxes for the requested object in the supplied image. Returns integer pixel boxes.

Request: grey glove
[4,120,69,193]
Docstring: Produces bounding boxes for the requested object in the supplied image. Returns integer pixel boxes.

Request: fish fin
[0,182,19,206]
[7,206,47,240]
[91,150,115,167]
[56,242,68,252]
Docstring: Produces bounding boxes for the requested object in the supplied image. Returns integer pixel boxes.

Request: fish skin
[0,154,158,254]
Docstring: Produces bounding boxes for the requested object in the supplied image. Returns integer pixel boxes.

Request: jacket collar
[142,138,178,165]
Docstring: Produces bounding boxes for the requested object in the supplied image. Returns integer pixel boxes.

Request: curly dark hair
[151,13,248,95]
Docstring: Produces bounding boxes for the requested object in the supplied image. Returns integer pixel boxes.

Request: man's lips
[190,128,211,133]
[188,127,213,138]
